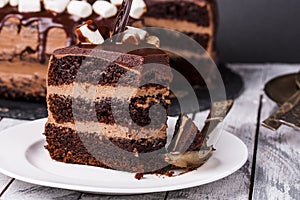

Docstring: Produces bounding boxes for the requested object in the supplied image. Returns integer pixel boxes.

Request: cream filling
[47,83,170,99]
[143,17,214,57]
[46,119,167,140]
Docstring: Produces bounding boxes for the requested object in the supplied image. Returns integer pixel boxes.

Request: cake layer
[185,33,210,50]
[45,121,167,152]
[48,46,172,87]
[144,0,211,27]
[48,94,170,127]
[0,60,46,101]
[142,18,213,35]
[46,118,167,141]
[169,54,214,87]
[44,123,168,173]
[48,56,139,87]
[47,83,170,99]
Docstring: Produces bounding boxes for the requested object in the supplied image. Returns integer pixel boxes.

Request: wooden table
[0,64,299,200]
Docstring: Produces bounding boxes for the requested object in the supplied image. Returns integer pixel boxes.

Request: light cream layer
[143,18,213,36]
[47,83,170,99]
[46,118,167,140]
[142,4,215,57]
[143,17,214,57]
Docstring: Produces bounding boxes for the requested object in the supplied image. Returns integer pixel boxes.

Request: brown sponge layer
[44,123,169,173]
[48,94,170,128]
[145,1,210,27]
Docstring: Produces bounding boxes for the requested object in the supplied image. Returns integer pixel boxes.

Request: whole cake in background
[0,0,218,101]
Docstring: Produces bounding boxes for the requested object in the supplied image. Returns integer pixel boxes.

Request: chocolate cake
[43,2,176,171]
[44,44,173,172]
[42,2,231,174]
[0,0,217,100]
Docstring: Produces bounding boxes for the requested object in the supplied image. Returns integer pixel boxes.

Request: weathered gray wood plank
[0,181,81,200]
[166,64,265,199]
[253,65,300,200]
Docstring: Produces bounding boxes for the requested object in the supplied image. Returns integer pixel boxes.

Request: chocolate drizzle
[0,5,116,63]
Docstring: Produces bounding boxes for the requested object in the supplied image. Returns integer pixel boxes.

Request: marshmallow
[110,0,122,6]
[9,0,18,7]
[18,0,41,13]
[92,1,117,18]
[0,0,8,8]
[44,0,69,13]
[67,0,93,18]
[146,35,160,47]
[125,26,148,40]
[75,20,104,45]
[122,32,140,45]
[129,0,146,19]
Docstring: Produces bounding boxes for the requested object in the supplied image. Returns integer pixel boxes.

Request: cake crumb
[165,170,175,177]
[135,173,144,180]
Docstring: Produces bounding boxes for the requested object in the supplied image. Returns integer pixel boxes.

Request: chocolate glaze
[0,0,216,64]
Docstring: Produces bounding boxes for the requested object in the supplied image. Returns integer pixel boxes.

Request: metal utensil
[262,71,300,131]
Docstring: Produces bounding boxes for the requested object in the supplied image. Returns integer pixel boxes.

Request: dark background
[217,0,300,63]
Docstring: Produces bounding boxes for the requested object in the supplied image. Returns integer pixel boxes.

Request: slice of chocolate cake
[0,0,218,100]
[44,34,173,172]
[43,1,230,175]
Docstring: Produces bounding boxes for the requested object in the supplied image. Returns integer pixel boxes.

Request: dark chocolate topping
[53,44,169,65]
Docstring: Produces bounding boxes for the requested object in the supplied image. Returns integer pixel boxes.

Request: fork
[262,71,300,131]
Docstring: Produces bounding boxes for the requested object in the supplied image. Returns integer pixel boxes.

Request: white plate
[0,118,248,195]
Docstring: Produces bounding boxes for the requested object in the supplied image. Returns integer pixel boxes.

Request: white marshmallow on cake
[125,26,148,40]
[146,35,160,47]
[129,0,146,19]
[76,23,105,45]
[110,0,123,6]
[0,0,8,8]
[67,0,93,18]
[93,0,117,18]
[18,0,41,12]
[44,0,70,13]
[9,0,18,7]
